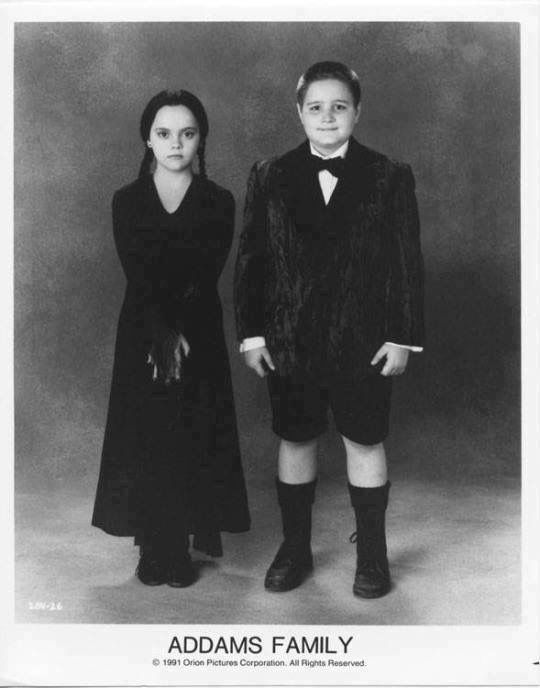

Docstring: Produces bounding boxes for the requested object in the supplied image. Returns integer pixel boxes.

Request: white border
[1,1,538,686]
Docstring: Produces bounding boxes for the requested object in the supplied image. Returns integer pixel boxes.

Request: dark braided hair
[197,136,207,180]
[138,90,209,179]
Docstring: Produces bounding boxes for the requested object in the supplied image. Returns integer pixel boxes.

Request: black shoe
[136,555,168,586]
[264,543,313,592]
[168,554,198,588]
[353,559,391,598]
[349,481,392,599]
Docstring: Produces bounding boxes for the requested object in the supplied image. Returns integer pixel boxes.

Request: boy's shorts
[267,367,392,445]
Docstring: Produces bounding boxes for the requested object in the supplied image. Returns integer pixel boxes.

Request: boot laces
[349,530,378,549]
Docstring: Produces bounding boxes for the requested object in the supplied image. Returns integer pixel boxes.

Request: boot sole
[167,580,197,588]
[167,574,198,588]
[264,566,313,592]
[353,584,391,599]
[136,577,166,586]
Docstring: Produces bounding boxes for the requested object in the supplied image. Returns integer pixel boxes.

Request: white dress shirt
[240,141,423,354]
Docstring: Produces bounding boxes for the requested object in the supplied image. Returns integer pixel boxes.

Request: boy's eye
[335,104,347,111]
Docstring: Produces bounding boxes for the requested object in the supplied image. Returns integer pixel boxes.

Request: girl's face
[297,78,360,155]
[148,105,201,174]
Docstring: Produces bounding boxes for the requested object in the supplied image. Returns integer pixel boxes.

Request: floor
[15,472,520,625]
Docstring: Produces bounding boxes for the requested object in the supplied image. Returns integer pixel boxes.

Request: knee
[280,438,318,457]
[342,435,384,450]
[342,437,385,458]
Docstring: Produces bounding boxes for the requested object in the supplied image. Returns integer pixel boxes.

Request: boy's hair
[296,61,361,108]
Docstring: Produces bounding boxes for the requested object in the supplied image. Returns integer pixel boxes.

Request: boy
[234,62,424,598]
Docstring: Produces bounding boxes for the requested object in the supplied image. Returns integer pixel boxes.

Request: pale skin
[243,78,411,487]
[146,104,200,382]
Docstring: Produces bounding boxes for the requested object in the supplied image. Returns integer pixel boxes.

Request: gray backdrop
[14,22,520,492]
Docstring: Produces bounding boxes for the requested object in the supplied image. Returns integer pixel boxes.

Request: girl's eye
[156,131,169,138]
[309,105,320,112]
[335,104,347,111]
[184,131,196,139]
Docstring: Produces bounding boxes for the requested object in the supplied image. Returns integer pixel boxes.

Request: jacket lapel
[274,141,326,234]
[325,138,381,220]
[273,138,382,236]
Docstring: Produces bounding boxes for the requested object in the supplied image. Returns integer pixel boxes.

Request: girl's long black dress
[92,174,250,556]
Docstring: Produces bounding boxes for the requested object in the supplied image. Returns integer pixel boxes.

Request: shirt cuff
[240,336,266,353]
[386,341,424,353]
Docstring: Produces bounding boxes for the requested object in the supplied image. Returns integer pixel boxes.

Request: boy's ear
[354,103,362,123]
[296,102,303,121]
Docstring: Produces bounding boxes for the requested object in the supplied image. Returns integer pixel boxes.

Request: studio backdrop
[14,22,520,492]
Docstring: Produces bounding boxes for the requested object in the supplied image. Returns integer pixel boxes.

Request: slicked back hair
[296,61,361,108]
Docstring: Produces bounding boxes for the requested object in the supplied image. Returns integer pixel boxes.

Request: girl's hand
[243,346,275,378]
[148,333,190,384]
[371,343,409,376]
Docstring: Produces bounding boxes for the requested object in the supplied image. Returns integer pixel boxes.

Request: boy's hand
[243,346,276,378]
[371,343,409,376]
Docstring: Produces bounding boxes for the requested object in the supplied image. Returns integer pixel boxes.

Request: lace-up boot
[348,481,391,598]
[264,478,317,592]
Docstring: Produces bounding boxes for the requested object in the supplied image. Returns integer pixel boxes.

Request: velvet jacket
[233,137,425,381]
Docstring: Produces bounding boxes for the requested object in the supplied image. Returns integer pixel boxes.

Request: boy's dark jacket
[234,137,425,381]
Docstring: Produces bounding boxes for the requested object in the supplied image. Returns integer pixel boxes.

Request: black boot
[168,533,197,588]
[348,481,391,599]
[264,478,316,592]
[136,540,168,586]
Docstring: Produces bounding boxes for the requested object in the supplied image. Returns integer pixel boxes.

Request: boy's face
[297,78,360,155]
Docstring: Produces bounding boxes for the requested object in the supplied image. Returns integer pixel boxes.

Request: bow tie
[310,155,346,178]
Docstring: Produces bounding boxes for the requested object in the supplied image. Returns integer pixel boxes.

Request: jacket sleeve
[234,162,267,341]
[384,164,425,347]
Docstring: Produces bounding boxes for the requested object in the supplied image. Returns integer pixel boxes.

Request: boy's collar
[309,140,349,160]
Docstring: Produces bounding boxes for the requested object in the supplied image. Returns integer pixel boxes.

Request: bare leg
[343,437,387,487]
[278,438,318,483]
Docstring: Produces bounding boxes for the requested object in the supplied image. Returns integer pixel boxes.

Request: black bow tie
[310,155,346,178]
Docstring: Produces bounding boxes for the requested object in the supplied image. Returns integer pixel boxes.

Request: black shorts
[267,367,392,445]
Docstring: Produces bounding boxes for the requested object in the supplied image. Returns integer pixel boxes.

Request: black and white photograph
[2,1,539,686]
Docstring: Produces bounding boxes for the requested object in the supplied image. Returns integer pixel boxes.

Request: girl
[93,90,250,587]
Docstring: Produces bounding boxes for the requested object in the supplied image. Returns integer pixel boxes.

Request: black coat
[234,138,425,380]
[92,174,250,556]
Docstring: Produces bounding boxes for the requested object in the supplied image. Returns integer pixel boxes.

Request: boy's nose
[322,109,335,122]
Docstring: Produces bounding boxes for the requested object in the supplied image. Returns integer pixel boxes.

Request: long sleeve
[384,164,425,347]
[234,162,267,340]
[111,190,150,287]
